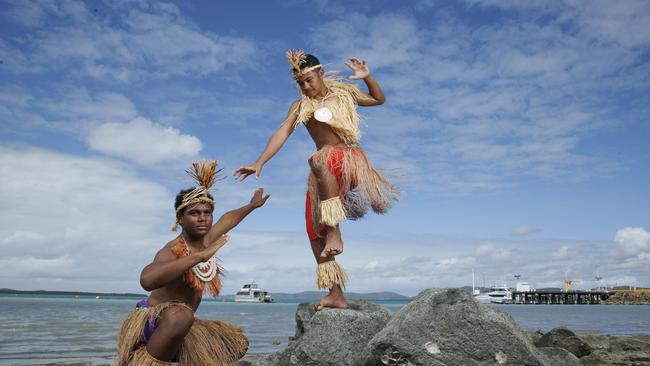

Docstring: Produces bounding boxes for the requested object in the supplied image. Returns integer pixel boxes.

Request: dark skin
[234,57,385,310]
[138,188,270,361]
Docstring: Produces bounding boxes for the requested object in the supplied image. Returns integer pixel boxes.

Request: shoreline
[34,353,272,366]
[31,333,650,366]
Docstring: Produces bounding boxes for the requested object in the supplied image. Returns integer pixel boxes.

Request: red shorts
[305,148,351,241]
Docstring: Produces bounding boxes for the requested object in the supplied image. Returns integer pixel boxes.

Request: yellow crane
[564,279,581,292]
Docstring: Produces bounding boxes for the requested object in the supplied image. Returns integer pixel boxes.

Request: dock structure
[511,290,610,304]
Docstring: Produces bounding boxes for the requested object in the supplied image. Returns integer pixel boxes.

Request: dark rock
[251,300,392,366]
[609,335,650,352]
[365,288,553,365]
[579,350,609,366]
[578,334,650,366]
[535,326,592,357]
[526,330,545,345]
[578,332,611,351]
[537,347,581,366]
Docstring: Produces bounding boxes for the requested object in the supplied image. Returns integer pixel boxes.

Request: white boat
[486,284,513,304]
[234,281,275,303]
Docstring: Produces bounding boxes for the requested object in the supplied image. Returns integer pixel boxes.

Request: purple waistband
[136,299,152,310]
[135,299,157,346]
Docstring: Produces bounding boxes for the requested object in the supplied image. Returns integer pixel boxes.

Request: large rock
[535,327,592,357]
[537,347,581,366]
[609,335,650,353]
[248,300,392,366]
[365,288,561,366]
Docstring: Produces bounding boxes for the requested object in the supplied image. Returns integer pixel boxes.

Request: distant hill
[459,286,491,293]
[0,288,146,297]
[275,291,410,302]
[213,291,411,302]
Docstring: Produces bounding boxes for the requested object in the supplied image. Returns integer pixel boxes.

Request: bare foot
[320,226,343,258]
[315,293,348,310]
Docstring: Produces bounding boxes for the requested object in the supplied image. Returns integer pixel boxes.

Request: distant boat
[234,281,275,303]
[486,284,513,304]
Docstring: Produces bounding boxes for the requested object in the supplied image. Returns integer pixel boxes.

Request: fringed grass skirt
[306,145,400,240]
[115,301,248,366]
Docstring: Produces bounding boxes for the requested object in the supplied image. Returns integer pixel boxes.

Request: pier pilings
[511,291,610,304]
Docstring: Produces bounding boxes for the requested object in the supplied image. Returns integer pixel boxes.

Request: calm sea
[1,295,649,365]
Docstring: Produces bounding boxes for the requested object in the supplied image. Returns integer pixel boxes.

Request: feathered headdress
[172,160,222,231]
[286,49,322,79]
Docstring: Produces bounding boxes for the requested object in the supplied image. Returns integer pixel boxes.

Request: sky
[0,0,648,297]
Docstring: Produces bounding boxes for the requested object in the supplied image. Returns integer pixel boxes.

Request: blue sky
[0,0,648,296]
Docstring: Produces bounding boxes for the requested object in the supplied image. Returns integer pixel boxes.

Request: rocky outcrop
[239,289,650,366]
[364,288,567,365]
[243,300,391,366]
[579,333,650,365]
[536,347,581,366]
[534,326,592,357]
[604,291,650,305]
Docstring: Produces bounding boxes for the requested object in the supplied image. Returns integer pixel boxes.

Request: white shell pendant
[314,107,333,122]
[192,256,218,282]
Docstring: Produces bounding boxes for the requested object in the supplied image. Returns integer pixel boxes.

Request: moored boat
[234,281,275,303]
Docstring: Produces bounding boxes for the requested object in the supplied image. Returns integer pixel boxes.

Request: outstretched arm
[205,187,270,244]
[345,57,386,106]
[140,234,230,291]
[234,102,299,181]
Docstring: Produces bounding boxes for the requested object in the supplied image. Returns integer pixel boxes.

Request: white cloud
[614,227,650,258]
[0,159,647,295]
[86,117,202,165]
[552,245,575,260]
[475,243,512,262]
[0,0,52,27]
[0,146,172,291]
[568,0,650,48]
[511,224,541,236]
[42,89,138,126]
[1,1,257,80]
[308,7,644,193]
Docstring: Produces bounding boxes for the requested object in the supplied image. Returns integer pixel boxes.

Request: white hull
[479,283,513,304]
[234,296,264,303]
[234,281,275,303]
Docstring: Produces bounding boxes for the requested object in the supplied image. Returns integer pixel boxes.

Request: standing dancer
[235,51,399,310]
[116,160,270,365]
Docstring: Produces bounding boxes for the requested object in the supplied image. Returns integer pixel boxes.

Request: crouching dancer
[116,160,270,365]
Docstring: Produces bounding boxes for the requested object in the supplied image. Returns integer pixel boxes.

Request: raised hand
[250,187,271,208]
[197,233,230,262]
[234,162,262,181]
[345,57,370,80]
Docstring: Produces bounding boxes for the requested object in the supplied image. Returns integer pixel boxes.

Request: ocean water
[0,295,649,365]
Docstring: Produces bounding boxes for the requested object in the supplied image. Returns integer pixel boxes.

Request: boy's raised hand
[345,57,370,80]
[234,162,263,181]
[250,187,271,208]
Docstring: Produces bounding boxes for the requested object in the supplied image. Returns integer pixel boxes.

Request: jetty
[512,290,610,304]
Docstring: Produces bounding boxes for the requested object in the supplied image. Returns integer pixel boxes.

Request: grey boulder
[365,288,556,366]
[534,326,592,357]
[251,300,392,366]
[537,347,581,366]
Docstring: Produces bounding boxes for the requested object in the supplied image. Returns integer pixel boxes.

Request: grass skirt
[307,145,399,237]
[115,302,248,366]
